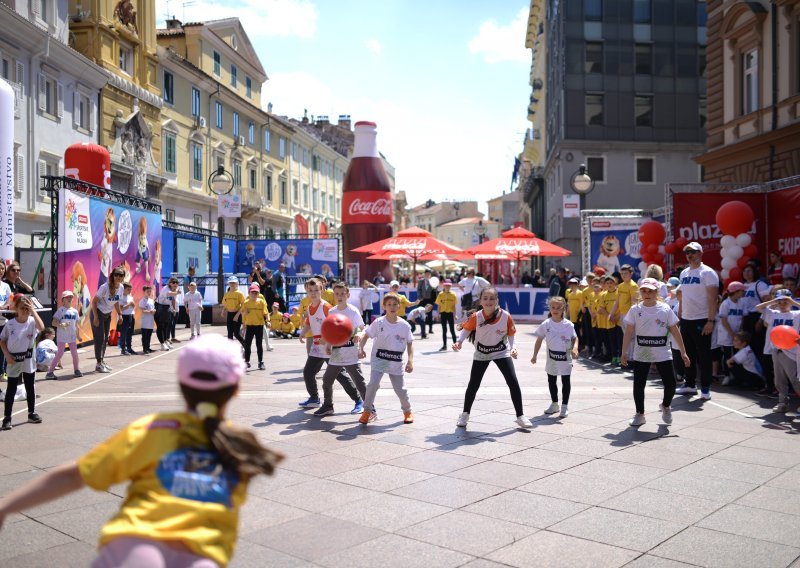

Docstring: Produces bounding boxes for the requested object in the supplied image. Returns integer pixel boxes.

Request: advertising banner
[238,238,339,277]
[588,216,650,276]
[210,236,236,274]
[767,185,800,279]
[177,236,208,275]
[161,227,175,280]
[671,193,766,270]
[217,194,241,218]
[563,195,580,218]
[59,189,162,341]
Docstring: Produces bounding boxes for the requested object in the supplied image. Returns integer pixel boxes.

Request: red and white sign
[341,191,393,225]
[767,185,800,278]
[563,195,580,218]
[671,193,766,270]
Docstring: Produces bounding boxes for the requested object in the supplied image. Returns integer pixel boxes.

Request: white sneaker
[166,341,172,348]
[629,413,646,427]
[721,376,733,386]
[559,405,569,418]
[514,415,531,428]
[773,402,789,413]
[675,386,698,395]
[700,390,712,400]
[102,362,112,372]
[659,403,673,425]
[267,346,275,351]
[161,343,169,351]
[456,412,469,427]
[544,402,560,415]
[95,363,105,373]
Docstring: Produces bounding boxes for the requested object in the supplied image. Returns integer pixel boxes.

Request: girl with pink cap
[0,336,282,567]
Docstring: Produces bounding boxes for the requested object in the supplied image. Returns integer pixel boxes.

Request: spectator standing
[458,268,490,312]
[767,252,796,285]
[416,269,437,335]
[272,263,288,312]
[4,261,33,295]
[91,268,124,373]
[549,268,567,299]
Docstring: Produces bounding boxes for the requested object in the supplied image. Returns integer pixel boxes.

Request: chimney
[165,18,182,30]
[338,114,351,130]
[316,115,329,126]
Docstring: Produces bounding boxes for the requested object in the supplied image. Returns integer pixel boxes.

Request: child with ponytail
[0,335,283,567]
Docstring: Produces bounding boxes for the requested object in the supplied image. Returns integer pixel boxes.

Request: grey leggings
[91,311,112,363]
[364,369,411,413]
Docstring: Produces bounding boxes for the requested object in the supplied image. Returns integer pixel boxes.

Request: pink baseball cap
[249,283,260,293]
[727,281,745,293]
[178,335,245,391]
[639,278,659,290]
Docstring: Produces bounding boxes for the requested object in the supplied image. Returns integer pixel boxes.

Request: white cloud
[365,39,383,56]
[468,7,529,64]
[156,0,318,39]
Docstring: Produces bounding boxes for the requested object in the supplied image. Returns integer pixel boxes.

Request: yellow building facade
[69,0,165,196]
[156,18,294,233]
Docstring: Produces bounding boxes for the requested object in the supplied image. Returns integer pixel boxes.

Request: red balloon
[716,201,754,236]
[638,221,666,245]
[729,267,743,281]
[646,243,658,254]
[744,244,758,258]
[653,253,664,264]
[770,325,800,351]
[665,243,678,255]
[736,256,750,269]
[321,313,354,347]
[675,237,689,249]
[641,254,653,264]
[723,278,733,289]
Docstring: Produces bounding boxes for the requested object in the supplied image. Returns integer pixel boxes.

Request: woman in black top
[4,261,33,294]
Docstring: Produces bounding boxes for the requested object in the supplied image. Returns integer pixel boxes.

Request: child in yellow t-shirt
[269,303,283,333]
[0,336,283,568]
[238,284,268,370]
[565,278,583,353]
[598,276,621,364]
[276,313,296,338]
[289,306,303,331]
[610,264,639,364]
[220,276,245,345]
[580,273,596,356]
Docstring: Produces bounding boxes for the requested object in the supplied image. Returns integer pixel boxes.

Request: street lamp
[208,166,234,303]
[570,163,595,211]
[474,219,486,276]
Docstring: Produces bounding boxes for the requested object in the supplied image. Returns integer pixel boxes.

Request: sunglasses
[8,268,19,272]
[684,250,700,255]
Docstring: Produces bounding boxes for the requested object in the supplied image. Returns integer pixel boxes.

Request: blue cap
[667,277,680,287]
[775,289,793,299]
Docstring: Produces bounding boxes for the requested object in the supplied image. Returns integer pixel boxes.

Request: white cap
[390,280,400,287]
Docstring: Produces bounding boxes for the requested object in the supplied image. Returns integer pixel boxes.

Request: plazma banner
[237,238,339,277]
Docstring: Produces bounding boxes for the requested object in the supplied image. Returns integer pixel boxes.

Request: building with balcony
[156,18,294,235]
[0,0,106,247]
[487,189,529,230]
[408,200,482,233]
[436,216,501,254]
[695,1,800,182]
[541,0,707,271]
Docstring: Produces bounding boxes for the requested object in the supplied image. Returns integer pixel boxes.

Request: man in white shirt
[676,241,719,400]
[458,268,490,311]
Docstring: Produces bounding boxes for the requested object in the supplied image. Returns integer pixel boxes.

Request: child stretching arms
[532,296,578,418]
[453,287,529,429]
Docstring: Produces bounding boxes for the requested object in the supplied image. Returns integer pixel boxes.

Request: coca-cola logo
[348,198,392,217]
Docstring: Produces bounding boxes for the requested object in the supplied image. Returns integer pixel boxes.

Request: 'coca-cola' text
[342,191,393,225]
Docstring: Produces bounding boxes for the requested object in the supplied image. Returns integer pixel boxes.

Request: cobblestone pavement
[1,324,799,567]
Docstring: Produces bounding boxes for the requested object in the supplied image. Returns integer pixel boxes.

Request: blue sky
[157,0,531,212]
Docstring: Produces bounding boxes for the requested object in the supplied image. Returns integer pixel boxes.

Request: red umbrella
[464,227,571,286]
[352,226,463,282]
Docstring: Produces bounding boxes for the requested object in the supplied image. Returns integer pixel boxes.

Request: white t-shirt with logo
[732,345,763,377]
[366,316,413,375]
[667,296,680,349]
[118,293,135,316]
[306,301,332,359]
[184,291,203,313]
[717,298,746,347]
[622,302,679,362]
[533,318,577,375]
[53,306,79,344]
[139,298,155,329]
[328,304,364,366]
[740,280,771,314]
[678,264,719,320]
[95,283,123,315]
[0,316,38,375]
[761,308,800,356]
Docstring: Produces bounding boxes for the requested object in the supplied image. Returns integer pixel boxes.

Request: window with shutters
[264,129,271,152]
[230,64,237,87]
[73,89,93,132]
[246,76,252,98]
[119,42,133,75]
[248,167,256,190]
[213,51,221,76]
[265,175,272,203]
[37,154,60,201]
[38,73,62,120]
[280,179,287,207]
[193,214,203,227]
[14,148,24,197]
[164,132,177,174]
[166,209,176,222]
[191,143,203,181]
[248,122,254,144]
[233,112,239,137]
[233,160,242,187]
[191,87,201,117]
[163,71,174,105]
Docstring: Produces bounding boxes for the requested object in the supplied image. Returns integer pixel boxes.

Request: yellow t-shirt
[298,297,313,337]
[593,291,608,329]
[396,293,413,315]
[269,311,283,329]
[242,297,267,326]
[616,280,639,317]
[435,291,457,313]
[222,290,244,312]
[582,288,596,327]
[289,313,303,329]
[322,289,335,305]
[279,321,295,334]
[565,288,583,323]
[600,290,619,329]
[78,413,249,567]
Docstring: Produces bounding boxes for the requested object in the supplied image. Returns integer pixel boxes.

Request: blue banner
[161,227,175,277]
[237,238,339,277]
[588,216,650,277]
[210,237,236,274]
[177,237,209,275]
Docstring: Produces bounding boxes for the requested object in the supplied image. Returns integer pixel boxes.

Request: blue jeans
[120,314,134,351]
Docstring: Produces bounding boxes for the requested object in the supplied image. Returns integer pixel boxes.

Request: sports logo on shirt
[156,447,239,507]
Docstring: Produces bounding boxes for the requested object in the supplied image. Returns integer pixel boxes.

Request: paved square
[2,324,800,567]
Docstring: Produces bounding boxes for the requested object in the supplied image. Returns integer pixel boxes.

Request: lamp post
[208,166,234,303]
[474,219,486,276]
[569,163,595,212]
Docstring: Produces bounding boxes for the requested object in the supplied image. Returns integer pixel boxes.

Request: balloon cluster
[715,201,756,285]
[637,221,667,275]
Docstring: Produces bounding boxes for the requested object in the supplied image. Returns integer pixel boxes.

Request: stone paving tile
[496,447,594,471]
[698,503,800,546]
[518,472,632,505]
[26,486,120,518]
[229,541,310,568]
[622,554,707,567]
[279,451,373,477]
[567,457,670,486]
[328,439,423,462]
[526,419,599,436]
[267,478,380,513]
[0,518,77,560]
[550,507,684,552]
[671,425,757,445]
[317,533,473,568]
[1,540,97,567]
[487,530,638,568]
[651,526,800,568]
[384,449,483,474]
[0,456,38,476]
[35,501,121,544]
[324,492,451,532]
[699,417,779,434]
[737,432,800,454]
[712,445,800,468]
[475,428,563,448]
[572,424,665,446]
[603,445,701,470]
[243,514,384,562]
[676,456,784,485]
[463,490,588,529]
[600,486,724,525]
[246,467,314,495]
[644,470,758,503]
[398,510,535,557]
[434,439,524,460]
[237,495,310,536]
[766,468,800,490]
[327,463,434,492]
[641,435,730,457]
[460,560,516,568]
[390,475,505,508]
[446,460,554,489]
[536,435,626,458]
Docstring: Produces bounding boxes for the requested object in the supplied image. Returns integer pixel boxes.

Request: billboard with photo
[58,188,162,342]
[767,185,800,278]
[588,216,650,277]
[237,238,339,276]
[177,235,208,276]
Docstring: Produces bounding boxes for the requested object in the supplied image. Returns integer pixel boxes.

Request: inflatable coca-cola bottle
[341,121,393,282]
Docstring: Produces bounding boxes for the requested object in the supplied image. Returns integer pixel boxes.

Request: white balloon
[735,233,752,247]
[720,247,734,259]
[727,245,744,259]
[721,257,737,269]
[658,245,665,254]
[638,261,648,274]
[720,235,736,248]
[721,268,730,279]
